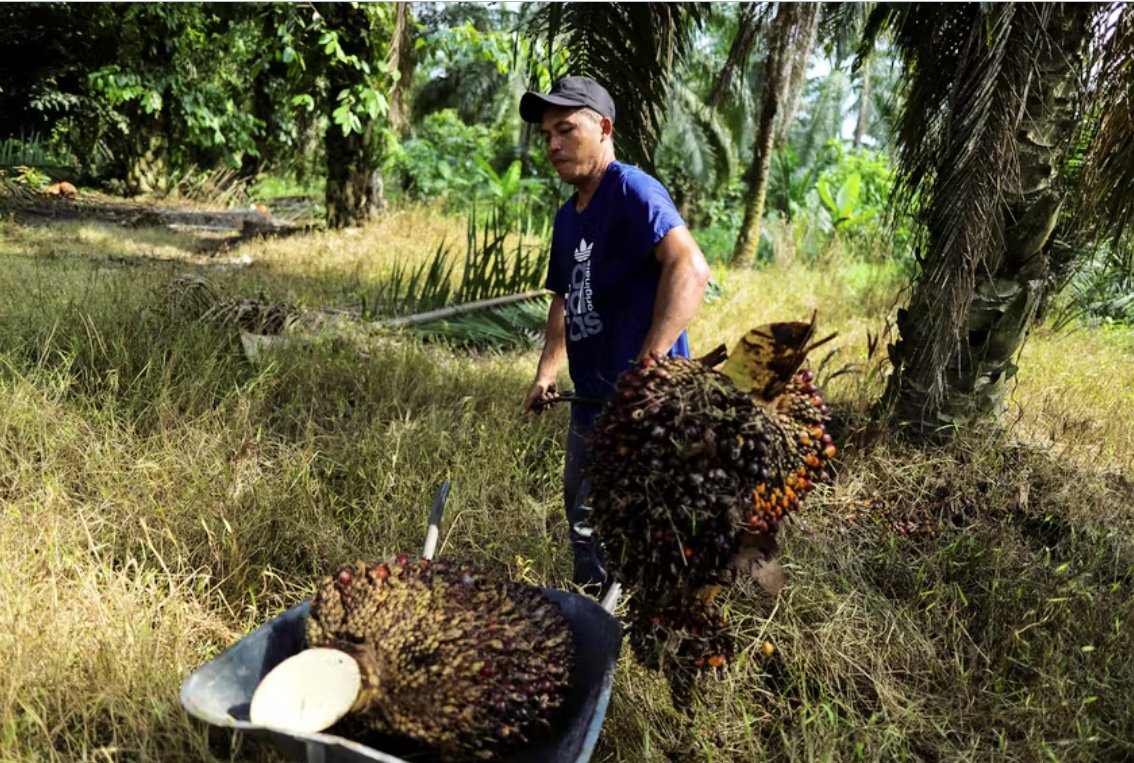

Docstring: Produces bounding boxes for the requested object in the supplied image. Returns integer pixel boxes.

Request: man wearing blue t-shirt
[519,76,711,593]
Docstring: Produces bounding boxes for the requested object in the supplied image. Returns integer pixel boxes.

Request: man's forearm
[537,295,567,380]
[640,250,710,358]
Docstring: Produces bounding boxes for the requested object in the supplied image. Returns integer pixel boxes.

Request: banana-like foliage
[524,3,708,171]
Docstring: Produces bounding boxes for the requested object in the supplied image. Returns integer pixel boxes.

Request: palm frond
[526,3,708,171]
[706,2,769,110]
[856,3,896,73]
[776,6,821,142]
[795,67,848,166]
[409,295,551,350]
[1072,5,1134,243]
[669,80,737,185]
[883,3,1053,404]
[820,2,872,66]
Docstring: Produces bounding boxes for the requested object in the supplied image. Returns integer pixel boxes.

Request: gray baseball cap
[520,76,616,124]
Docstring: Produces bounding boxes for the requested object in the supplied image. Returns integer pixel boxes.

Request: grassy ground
[1,209,1132,762]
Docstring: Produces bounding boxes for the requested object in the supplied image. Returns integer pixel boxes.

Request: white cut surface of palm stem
[249,647,362,733]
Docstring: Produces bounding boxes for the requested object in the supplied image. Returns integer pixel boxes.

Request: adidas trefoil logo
[573,238,593,262]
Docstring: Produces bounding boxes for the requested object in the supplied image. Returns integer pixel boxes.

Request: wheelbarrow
[180,482,624,763]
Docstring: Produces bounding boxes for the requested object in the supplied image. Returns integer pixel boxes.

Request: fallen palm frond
[403,295,551,350]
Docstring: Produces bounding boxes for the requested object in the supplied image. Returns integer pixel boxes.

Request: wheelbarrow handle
[599,582,621,614]
[421,480,450,560]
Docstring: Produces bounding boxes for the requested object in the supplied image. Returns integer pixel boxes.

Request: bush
[390,109,497,203]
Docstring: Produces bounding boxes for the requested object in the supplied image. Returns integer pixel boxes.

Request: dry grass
[0,209,1132,762]
[1011,325,1134,473]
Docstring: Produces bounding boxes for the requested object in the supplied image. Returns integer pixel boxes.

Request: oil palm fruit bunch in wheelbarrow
[587,314,836,689]
[250,555,574,761]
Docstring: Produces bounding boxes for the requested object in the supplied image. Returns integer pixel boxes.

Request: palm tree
[706,2,764,112]
[853,53,872,149]
[320,3,390,228]
[385,2,415,136]
[869,3,1133,438]
[525,3,708,172]
[656,79,738,219]
[731,3,820,266]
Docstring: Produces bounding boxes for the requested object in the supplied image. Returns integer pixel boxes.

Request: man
[519,76,711,592]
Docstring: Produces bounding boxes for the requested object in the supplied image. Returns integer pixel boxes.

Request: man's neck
[574,155,615,212]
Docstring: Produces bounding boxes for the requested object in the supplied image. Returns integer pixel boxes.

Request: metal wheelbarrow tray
[180,483,623,763]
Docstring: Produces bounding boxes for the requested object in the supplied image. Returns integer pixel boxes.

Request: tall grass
[363,203,548,319]
[0,211,1132,762]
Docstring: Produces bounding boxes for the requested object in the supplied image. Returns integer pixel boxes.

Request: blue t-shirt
[544,161,691,399]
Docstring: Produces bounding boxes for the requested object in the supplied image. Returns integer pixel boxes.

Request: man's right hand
[522,379,559,414]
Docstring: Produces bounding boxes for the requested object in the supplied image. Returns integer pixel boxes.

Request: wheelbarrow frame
[179,482,623,763]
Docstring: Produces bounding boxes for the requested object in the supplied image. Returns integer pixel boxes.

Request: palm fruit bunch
[305,556,574,761]
[625,597,735,706]
[587,316,836,688]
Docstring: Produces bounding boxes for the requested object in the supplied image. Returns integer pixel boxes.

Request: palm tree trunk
[776,10,819,143]
[323,4,385,228]
[853,55,871,149]
[386,2,414,135]
[731,3,818,266]
[245,9,282,179]
[706,2,761,110]
[325,122,384,229]
[886,6,1091,436]
[125,113,169,197]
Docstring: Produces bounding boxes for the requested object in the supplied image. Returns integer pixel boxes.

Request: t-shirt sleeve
[543,252,560,293]
[544,210,569,294]
[625,171,686,248]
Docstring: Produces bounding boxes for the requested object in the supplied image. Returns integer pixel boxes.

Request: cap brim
[520,92,588,123]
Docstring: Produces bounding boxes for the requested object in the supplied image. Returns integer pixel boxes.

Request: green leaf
[837,172,862,217]
[332,101,352,127]
[291,94,315,112]
[474,156,501,184]
[143,91,163,114]
[817,177,837,215]
[502,161,522,196]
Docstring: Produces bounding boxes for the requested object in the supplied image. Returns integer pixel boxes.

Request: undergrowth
[0,210,1131,762]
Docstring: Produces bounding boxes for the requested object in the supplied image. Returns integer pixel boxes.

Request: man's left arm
[638,226,711,359]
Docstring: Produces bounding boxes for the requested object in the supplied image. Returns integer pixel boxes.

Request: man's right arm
[522,294,567,413]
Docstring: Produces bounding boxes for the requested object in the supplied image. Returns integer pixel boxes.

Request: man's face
[539,106,611,185]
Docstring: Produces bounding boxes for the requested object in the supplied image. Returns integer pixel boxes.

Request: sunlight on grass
[1013,326,1134,472]
[236,204,466,284]
[1,207,1132,762]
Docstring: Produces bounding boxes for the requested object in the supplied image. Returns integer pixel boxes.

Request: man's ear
[600,116,614,140]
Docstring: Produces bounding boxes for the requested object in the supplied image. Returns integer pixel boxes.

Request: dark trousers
[564,407,607,590]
